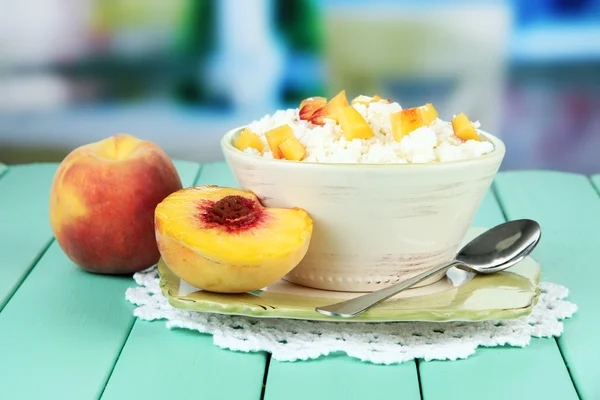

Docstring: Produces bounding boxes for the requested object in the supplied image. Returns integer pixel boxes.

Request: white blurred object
[0,75,70,112]
[320,2,513,137]
[205,0,285,115]
[0,0,91,65]
[0,0,88,111]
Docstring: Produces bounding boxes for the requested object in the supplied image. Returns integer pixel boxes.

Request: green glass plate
[158,227,541,323]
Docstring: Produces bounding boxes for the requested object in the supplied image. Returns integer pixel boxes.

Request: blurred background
[0,0,599,173]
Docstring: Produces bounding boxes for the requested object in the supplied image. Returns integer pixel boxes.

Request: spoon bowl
[456,219,541,274]
[315,219,542,318]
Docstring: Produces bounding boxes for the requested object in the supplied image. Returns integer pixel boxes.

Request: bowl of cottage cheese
[221,92,505,292]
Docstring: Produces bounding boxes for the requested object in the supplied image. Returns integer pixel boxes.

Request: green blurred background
[0,0,599,173]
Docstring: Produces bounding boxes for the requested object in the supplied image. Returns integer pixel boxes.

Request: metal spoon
[315,219,542,318]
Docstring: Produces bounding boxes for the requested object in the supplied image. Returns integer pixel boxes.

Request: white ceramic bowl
[221,128,505,292]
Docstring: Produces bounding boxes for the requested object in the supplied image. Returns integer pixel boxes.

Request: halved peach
[155,186,313,293]
[265,124,294,159]
[233,128,265,154]
[452,113,481,141]
[299,96,327,121]
[310,90,349,125]
[338,105,375,140]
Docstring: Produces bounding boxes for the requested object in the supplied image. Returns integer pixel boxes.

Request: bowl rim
[221,124,505,169]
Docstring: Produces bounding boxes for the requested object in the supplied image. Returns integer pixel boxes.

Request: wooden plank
[193,161,240,188]
[418,184,579,400]
[492,171,600,400]
[102,161,268,400]
[265,356,421,400]
[421,340,578,400]
[0,241,136,399]
[101,321,266,400]
[0,164,58,310]
[0,161,201,399]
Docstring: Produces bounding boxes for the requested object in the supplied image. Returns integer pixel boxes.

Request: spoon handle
[315,260,462,318]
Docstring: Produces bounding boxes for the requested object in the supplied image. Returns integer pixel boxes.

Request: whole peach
[49,134,183,274]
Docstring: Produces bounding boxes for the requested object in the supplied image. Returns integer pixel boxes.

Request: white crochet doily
[125,267,577,365]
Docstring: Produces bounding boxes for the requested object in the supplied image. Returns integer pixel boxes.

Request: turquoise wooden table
[0,160,599,400]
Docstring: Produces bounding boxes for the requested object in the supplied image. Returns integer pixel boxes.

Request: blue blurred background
[0,0,599,173]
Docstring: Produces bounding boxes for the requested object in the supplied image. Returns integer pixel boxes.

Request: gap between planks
[554,337,582,400]
[492,177,582,400]
[0,166,9,181]
[260,354,272,400]
[96,316,137,399]
[0,238,54,312]
[589,176,600,197]
[415,359,424,400]
[191,164,205,189]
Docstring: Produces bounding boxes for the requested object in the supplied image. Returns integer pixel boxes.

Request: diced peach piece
[265,124,295,159]
[391,108,424,141]
[418,103,438,125]
[233,128,265,154]
[310,90,349,125]
[452,113,481,141]
[299,96,327,121]
[351,95,390,107]
[279,136,306,161]
[338,105,375,140]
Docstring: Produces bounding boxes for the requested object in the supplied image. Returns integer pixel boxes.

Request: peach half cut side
[155,186,314,293]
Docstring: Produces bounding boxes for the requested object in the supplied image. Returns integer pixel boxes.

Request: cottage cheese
[241,100,494,164]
